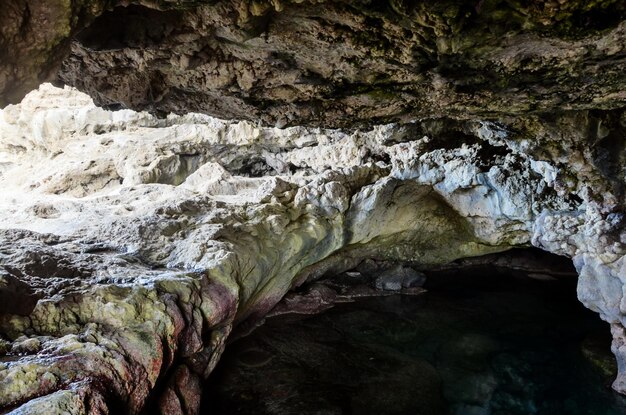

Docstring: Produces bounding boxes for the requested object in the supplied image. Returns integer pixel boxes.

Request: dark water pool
[204,270,626,415]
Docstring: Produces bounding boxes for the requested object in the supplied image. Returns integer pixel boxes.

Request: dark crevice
[75,5,185,51]
[590,109,626,200]
[568,2,626,34]
[139,333,178,415]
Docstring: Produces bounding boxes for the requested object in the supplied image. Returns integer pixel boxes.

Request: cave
[1,1,626,414]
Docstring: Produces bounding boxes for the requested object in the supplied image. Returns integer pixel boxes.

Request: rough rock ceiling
[2,0,626,126]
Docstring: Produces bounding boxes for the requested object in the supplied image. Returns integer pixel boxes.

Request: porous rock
[0,79,624,414]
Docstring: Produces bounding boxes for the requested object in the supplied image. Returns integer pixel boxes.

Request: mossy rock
[581,332,617,378]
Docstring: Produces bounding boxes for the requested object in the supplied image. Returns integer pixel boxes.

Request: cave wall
[0,85,624,414]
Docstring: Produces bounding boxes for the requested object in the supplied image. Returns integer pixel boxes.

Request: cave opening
[202,249,626,415]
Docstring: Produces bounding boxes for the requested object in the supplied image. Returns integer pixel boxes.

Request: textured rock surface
[1,1,626,127]
[0,84,625,414]
[58,0,626,127]
[0,0,108,106]
[1,1,626,413]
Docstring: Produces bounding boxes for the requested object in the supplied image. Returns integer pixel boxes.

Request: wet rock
[11,337,41,355]
[159,365,203,415]
[268,284,338,317]
[581,331,617,378]
[355,259,383,277]
[526,273,557,281]
[0,339,10,356]
[375,265,427,291]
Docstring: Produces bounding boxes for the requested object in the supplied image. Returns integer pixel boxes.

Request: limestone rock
[374,265,426,291]
[0,84,625,414]
[0,1,625,413]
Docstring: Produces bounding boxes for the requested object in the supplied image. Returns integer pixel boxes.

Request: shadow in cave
[75,5,184,51]
[202,249,626,415]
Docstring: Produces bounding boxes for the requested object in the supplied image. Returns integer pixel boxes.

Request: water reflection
[205,270,626,415]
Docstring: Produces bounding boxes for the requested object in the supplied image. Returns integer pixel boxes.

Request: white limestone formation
[0,84,624,414]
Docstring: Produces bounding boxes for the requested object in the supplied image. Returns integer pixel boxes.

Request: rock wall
[2,1,626,127]
[0,84,624,414]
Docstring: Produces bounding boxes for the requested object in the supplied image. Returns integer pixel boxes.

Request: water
[204,270,626,415]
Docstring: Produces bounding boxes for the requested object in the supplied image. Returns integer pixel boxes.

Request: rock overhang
[2,0,626,127]
[0,78,625,413]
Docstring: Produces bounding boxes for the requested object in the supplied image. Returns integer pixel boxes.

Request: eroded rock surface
[0,85,625,414]
[1,1,626,127]
[1,0,626,413]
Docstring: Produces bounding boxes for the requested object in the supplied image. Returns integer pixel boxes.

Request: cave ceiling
[1,0,626,127]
